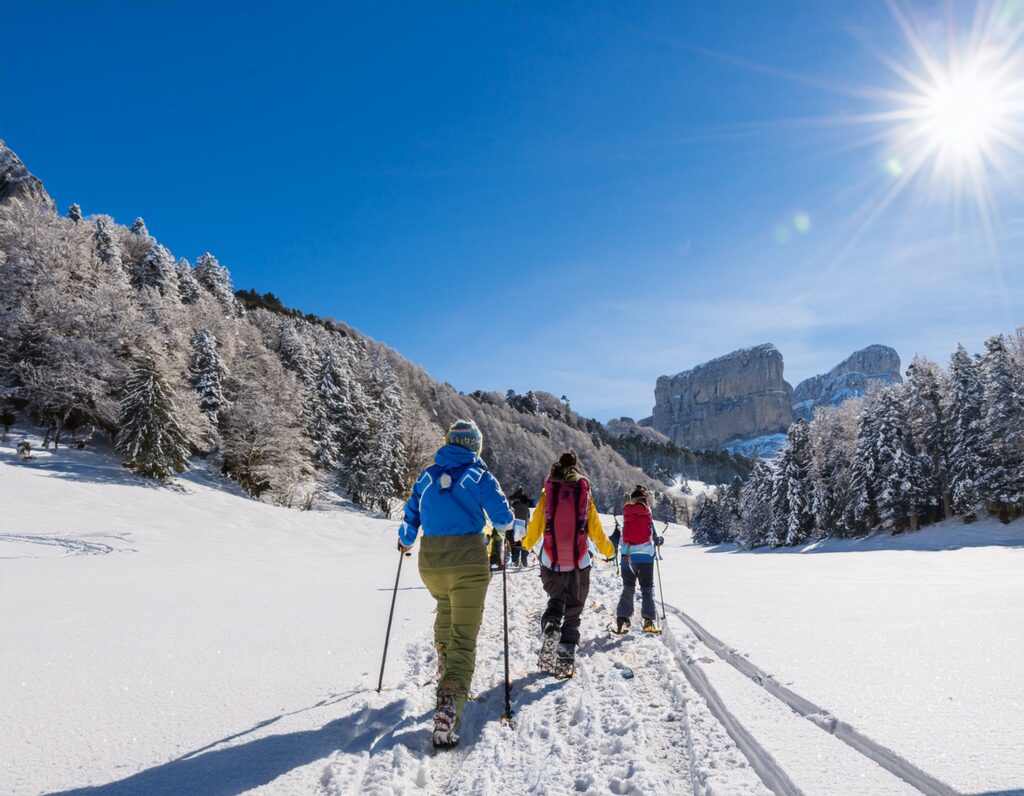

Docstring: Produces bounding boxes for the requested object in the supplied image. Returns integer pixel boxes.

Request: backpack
[622,502,653,545]
[542,478,590,570]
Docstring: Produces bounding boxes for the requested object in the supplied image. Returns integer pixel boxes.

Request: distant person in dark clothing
[507,486,534,567]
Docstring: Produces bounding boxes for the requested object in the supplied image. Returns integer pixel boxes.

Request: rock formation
[651,344,794,450]
[793,345,902,420]
[0,140,54,209]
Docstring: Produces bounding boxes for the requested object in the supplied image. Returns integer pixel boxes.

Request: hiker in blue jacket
[397,419,514,748]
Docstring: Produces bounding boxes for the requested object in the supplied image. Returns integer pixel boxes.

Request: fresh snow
[3,433,1022,795]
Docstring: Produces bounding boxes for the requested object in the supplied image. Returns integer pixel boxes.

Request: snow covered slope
[3,435,1021,795]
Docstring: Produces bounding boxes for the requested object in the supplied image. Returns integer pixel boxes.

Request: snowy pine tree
[977,335,1024,522]
[189,330,229,424]
[904,356,952,521]
[691,492,727,545]
[115,359,190,479]
[355,353,407,513]
[130,217,150,238]
[134,244,179,297]
[176,259,202,305]
[92,215,123,271]
[194,253,240,315]
[780,418,815,545]
[307,347,348,470]
[947,345,984,518]
[874,387,930,532]
[737,460,774,548]
[68,203,83,223]
[847,398,882,534]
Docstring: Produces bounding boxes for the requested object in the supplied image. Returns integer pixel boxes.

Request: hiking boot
[550,642,575,679]
[642,618,660,634]
[432,693,459,749]
[538,619,560,670]
[615,617,630,635]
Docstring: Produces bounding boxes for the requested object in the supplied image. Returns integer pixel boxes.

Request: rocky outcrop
[0,140,54,209]
[793,344,902,420]
[652,344,794,450]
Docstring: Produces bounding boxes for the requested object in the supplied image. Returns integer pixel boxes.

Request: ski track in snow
[318,564,769,796]
[0,532,136,558]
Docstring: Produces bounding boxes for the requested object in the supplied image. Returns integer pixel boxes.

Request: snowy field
[2,434,1023,795]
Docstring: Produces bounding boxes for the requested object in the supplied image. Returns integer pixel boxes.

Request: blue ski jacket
[397,444,514,547]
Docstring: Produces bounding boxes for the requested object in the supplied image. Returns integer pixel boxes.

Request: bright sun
[921,67,1003,159]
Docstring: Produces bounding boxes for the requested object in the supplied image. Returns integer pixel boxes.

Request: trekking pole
[376,548,405,693]
[501,548,514,725]
[655,522,669,623]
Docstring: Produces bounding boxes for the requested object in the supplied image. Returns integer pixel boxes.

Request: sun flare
[920,66,1004,160]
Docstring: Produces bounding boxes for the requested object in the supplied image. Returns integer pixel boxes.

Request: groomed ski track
[320,558,956,796]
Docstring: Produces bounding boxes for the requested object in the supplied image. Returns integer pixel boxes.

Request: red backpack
[542,478,590,570]
[621,502,653,545]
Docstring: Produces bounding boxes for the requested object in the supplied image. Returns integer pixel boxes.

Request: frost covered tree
[809,401,860,537]
[194,252,240,314]
[904,356,952,521]
[778,418,815,545]
[129,217,150,238]
[176,259,202,305]
[134,243,179,297]
[307,347,348,470]
[351,353,407,513]
[947,345,984,518]
[847,397,882,534]
[737,460,775,548]
[115,358,190,479]
[874,387,929,532]
[189,329,229,424]
[691,492,728,545]
[92,215,123,271]
[68,203,82,223]
[977,335,1024,521]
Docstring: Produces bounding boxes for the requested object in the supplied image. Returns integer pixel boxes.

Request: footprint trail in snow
[320,562,768,796]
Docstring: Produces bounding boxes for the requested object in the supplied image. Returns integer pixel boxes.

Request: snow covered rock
[793,344,902,420]
[0,139,55,210]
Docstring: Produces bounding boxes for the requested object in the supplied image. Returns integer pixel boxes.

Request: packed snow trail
[321,561,770,796]
[662,603,960,796]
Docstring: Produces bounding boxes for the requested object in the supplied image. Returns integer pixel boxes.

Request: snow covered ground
[657,518,1024,795]
[3,433,1022,795]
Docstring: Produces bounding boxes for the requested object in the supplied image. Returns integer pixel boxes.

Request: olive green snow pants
[418,534,490,727]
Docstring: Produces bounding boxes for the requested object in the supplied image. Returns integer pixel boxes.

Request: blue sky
[3,1,1022,419]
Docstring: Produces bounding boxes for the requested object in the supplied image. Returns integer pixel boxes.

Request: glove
[397,540,413,553]
[654,535,664,547]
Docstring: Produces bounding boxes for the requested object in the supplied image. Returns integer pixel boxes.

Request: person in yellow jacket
[523,451,614,678]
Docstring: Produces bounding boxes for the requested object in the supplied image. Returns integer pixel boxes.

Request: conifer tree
[307,347,347,470]
[847,399,882,533]
[176,259,202,305]
[130,217,150,238]
[780,418,815,544]
[874,387,930,531]
[189,329,229,424]
[977,335,1024,521]
[194,252,240,314]
[948,345,984,517]
[737,460,774,547]
[92,215,123,271]
[115,359,189,479]
[68,203,83,223]
[905,356,952,520]
[134,243,178,296]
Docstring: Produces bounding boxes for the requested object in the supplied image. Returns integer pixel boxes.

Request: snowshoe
[538,619,560,670]
[547,642,576,679]
[642,619,662,635]
[432,696,459,749]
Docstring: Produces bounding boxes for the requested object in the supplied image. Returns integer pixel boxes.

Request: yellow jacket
[523,484,615,561]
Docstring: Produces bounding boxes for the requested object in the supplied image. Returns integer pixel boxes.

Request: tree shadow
[47,697,425,796]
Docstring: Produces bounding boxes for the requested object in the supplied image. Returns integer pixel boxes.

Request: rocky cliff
[651,344,794,450]
[0,141,54,209]
[793,344,902,420]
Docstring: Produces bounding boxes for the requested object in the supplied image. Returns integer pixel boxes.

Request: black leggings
[540,566,591,645]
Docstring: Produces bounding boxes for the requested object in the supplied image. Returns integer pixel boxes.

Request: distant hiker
[396,419,514,749]
[486,523,505,570]
[614,485,663,635]
[523,451,614,678]
[507,486,534,567]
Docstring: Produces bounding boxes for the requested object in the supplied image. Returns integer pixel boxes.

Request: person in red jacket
[614,485,663,634]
